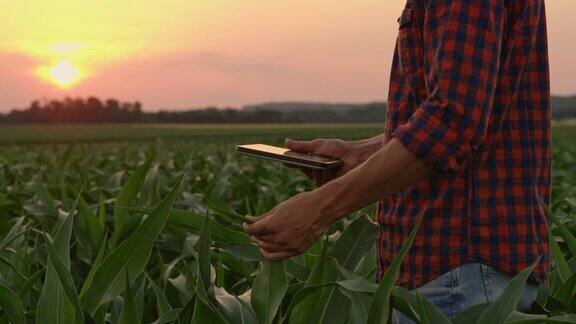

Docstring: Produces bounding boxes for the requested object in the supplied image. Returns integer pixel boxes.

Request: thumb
[285,138,319,153]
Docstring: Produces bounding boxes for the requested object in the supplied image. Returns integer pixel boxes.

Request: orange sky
[0,0,574,112]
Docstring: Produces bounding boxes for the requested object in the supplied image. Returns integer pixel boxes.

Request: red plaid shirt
[377,0,550,289]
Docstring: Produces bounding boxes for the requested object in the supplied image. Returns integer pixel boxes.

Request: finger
[285,138,320,153]
[260,249,295,261]
[251,232,280,243]
[312,170,332,186]
[244,217,276,236]
[301,167,314,179]
[245,215,262,224]
[252,237,288,252]
[282,162,299,169]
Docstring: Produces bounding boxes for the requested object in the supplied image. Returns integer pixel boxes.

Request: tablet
[236,144,343,170]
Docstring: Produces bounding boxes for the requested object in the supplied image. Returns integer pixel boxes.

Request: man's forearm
[317,138,434,221]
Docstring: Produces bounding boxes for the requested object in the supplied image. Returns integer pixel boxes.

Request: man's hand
[243,191,336,261]
[285,138,373,186]
[245,138,434,262]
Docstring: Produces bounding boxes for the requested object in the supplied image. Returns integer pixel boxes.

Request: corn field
[0,126,575,323]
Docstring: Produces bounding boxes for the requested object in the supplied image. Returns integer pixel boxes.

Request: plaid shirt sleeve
[391,0,505,173]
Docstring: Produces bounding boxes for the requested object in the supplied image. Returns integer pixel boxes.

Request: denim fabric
[393,263,540,323]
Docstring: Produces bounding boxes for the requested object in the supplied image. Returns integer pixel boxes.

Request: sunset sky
[0,0,574,112]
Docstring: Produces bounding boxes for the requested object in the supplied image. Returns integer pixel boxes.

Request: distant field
[0,123,385,145]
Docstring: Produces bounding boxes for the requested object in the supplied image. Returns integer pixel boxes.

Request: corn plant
[0,128,574,323]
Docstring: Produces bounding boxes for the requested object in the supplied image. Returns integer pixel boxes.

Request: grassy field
[0,123,384,144]
[0,123,575,323]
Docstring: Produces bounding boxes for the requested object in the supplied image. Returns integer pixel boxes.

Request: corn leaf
[328,216,379,271]
[477,257,540,324]
[80,233,108,296]
[550,231,571,283]
[37,195,80,324]
[552,217,576,259]
[111,159,152,246]
[44,236,84,323]
[215,287,258,324]
[78,195,104,251]
[17,268,45,300]
[414,291,450,324]
[168,209,250,244]
[198,212,212,292]
[546,314,576,323]
[367,214,422,324]
[118,271,138,324]
[192,295,226,324]
[147,274,172,315]
[554,271,576,304]
[289,257,350,324]
[251,260,288,324]
[503,311,547,323]
[0,284,25,324]
[81,173,183,315]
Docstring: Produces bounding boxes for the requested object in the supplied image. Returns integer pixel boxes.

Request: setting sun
[38,59,82,89]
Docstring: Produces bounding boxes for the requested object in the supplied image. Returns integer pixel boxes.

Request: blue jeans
[393,263,540,323]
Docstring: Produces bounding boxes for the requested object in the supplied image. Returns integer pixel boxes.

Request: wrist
[348,136,383,164]
[314,176,355,223]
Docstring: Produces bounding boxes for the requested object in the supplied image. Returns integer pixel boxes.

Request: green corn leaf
[251,260,288,324]
[118,270,138,324]
[367,214,422,324]
[193,261,227,324]
[328,216,379,271]
[390,286,420,323]
[414,291,450,324]
[540,197,576,259]
[216,251,225,288]
[553,271,576,304]
[203,194,246,224]
[288,238,328,321]
[551,217,576,259]
[80,232,108,297]
[503,311,547,323]
[168,209,250,244]
[288,239,351,324]
[80,172,184,315]
[97,193,106,228]
[44,235,84,323]
[550,231,571,283]
[477,257,540,324]
[178,296,196,324]
[0,217,27,252]
[338,286,371,324]
[546,295,571,313]
[37,194,80,324]
[17,268,45,300]
[452,303,489,324]
[546,314,576,323]
[192,295,226,324]
[111,159,152,246]
[289,257,350,324]
[78,195,104,251]
[215,287,258,324]
[147,273,172,315]
[198,212,213,292]
[0,284,26,324]
[155,309,179,324]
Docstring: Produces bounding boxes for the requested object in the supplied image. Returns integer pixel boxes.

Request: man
[244,0,550,320]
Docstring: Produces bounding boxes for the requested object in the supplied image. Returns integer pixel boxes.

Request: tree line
[0,97,387,124]
[1,96,574,124]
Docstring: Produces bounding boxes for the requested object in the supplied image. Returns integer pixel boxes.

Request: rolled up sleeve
[391,0,505,173]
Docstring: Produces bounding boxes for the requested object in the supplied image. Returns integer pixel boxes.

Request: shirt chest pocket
[397,3,424,77]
